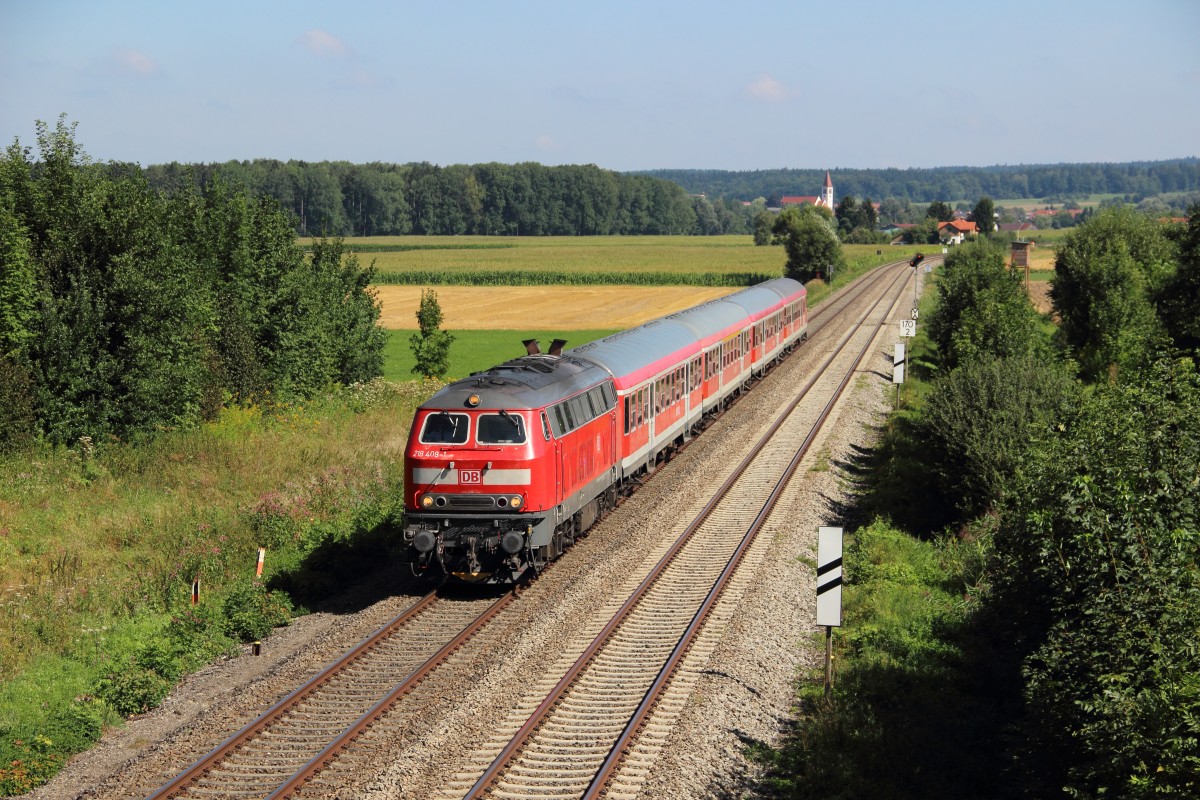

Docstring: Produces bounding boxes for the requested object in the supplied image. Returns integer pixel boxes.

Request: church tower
[821,170,834,208]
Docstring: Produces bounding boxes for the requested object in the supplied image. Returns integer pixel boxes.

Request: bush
[926,239,1045,371]
[996,356,1200,797]
[0,735,63,795]
[94,667,172,717]
[0,355,36,452]
[920,353,1078,518]
[165,603,238,673]
[221,580,292,642]
[1051,206,1176,379]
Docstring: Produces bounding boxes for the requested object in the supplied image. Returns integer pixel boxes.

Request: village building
[937,218,978,245]
[779,171,834,210]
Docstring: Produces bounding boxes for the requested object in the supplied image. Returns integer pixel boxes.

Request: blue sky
[2,0,1198,171]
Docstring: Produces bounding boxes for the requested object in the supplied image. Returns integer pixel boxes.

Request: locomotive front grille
[446,495,498,509]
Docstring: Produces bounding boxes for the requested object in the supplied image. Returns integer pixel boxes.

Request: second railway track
[444,261,914,800]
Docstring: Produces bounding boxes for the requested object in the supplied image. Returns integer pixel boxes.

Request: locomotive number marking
[459,469,483,485]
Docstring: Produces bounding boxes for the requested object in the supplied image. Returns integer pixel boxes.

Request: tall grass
[0,380,438,794]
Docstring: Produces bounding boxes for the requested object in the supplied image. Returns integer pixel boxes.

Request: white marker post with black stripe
[817,526,843,697]
[892,341,906,410]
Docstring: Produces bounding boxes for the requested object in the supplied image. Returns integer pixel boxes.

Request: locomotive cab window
[420,412,469,444]
[477,412,527,444]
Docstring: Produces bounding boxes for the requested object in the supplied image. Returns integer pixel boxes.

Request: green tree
[921,353,1077,518]
[927,239,1045,370]
[1051,206,1176,379]
[860,196,878,229]
[879,196,915,224]
[994,357,1200,798]
[771,205,843,283]
[834,195,860,235]
[1156,207,1200,352]
[410,289,454,379]
[971,196,996,233]
[752,209,774,245]
[926,200,954,222]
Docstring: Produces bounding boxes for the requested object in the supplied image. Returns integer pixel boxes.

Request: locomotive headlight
[510,495,523,510]
[420,494,434,509]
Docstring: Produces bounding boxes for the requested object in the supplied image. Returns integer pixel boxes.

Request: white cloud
[746,74,787,103]
[300,29,348,57]
[113,48,158,76]
[535,134,560,153]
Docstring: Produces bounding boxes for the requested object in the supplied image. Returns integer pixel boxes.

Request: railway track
[137,259,922,800]
[442,261,914,799]
[143,590,511,799]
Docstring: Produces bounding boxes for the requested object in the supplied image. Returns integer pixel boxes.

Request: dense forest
[642,160,1200,205]
[140,160,757,238]
[132,158,1200,240]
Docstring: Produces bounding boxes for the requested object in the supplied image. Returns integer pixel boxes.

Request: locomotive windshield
[477,411,527,444]
[420,411,469,444]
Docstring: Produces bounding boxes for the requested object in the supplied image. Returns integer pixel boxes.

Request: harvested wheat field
[374,285,737,330]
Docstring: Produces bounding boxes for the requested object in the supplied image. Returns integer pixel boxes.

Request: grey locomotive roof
[419,355,611,411]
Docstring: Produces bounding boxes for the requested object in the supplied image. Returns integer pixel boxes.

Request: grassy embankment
[752,260,1047,797]
[0,234,910,794]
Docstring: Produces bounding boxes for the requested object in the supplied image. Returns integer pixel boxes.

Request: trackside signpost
[892,341,906,409]
[817,526,843,697]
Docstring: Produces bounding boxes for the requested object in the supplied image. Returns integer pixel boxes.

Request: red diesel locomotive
[402,278,808,582]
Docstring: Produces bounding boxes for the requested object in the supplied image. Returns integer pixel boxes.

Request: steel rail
[463,261,913,799]
[269,590,517,799]
[583,262,915,799]
[145,587,515,800]
[144,590,440,800]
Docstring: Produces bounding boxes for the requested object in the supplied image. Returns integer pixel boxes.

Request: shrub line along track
[141,259,919,800]
[456,261,915,800]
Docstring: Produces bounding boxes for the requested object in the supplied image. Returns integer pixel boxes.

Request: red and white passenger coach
[403,278,808,582]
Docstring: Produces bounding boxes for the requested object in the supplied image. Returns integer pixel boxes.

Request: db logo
[459,469,482,485]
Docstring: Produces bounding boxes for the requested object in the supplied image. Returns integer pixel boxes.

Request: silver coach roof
[569,277,805,382]
[569,317,701,380]
[723,278,805,316]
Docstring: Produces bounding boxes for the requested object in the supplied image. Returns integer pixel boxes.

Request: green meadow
[302,235,923,286]
[381,329,619,381]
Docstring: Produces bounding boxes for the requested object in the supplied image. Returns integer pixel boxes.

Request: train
[402,278,809,583]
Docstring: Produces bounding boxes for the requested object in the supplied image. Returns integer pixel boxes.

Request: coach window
[420,411,469,444]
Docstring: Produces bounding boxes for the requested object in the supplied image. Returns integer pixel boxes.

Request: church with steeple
[779,171,834,210]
